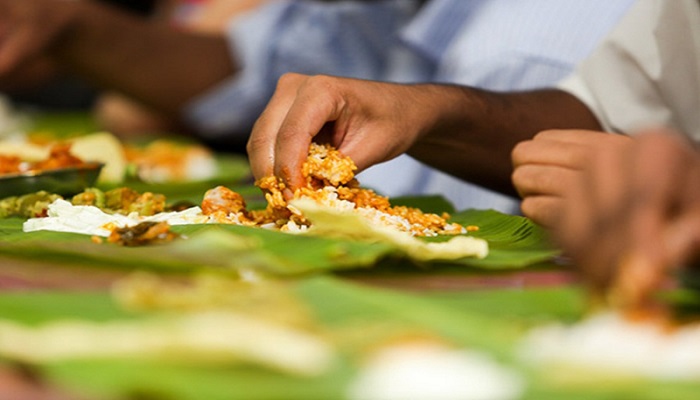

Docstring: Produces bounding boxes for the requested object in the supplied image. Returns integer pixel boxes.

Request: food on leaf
[107,221,179,246]
[123,139,218,183]
[204,143,471,237]
[68,132,127,183]
[0,273,334,376]
[520,310,700,381]
[21,143,486,259]
[0,143,87,175]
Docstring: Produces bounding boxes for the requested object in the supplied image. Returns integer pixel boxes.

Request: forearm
[53,1,237,116]
[408,86,603,196]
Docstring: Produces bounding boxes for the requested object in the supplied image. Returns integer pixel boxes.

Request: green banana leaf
[0,276,698,400]
[0,202,558,275]
[8,112,558,273]
[28,111,101,137]
[449,209,559,268]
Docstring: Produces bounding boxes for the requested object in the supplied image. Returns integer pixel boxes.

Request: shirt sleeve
[184,0,420,139]
[557,0,700,139]
[404,0,636,91]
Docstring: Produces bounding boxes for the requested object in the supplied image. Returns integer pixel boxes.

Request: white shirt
[559,0,700,142]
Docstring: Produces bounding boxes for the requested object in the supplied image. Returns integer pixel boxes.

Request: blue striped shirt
[186,0,636,212]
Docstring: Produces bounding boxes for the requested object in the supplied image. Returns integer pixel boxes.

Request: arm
[0,0,236,116]
[247,73,602,197]
[407,86,602,196]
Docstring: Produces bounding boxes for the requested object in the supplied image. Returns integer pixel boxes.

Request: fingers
[247,73,310,184]
[519,195,562,229]
[554,133,634,292]
[607,132,696,307]
[554,129,700,305]
[0,1,74,77]
[513,164,579,226]
[625,132,699,273]
[273,75,346,188]
[511,129,631,226]
[512,129,629,167]
[248,74,349,190]
[248,74,421,192]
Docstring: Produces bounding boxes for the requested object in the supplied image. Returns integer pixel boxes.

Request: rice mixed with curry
[202,143,468,237]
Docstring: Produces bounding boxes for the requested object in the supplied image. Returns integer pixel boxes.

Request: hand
[511,129,631,227]
[247,73,437,190]
[555,130,700,307]
[0,0,78,76]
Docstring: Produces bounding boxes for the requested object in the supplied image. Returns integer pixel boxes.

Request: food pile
[10,142,486,259]
[0,131,220,184]
[202,143,470,237]
[0,187,167,219]
[0,143,88,175]
[123,139,218,183]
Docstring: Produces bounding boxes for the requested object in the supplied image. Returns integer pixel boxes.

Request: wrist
[408,83,474,147]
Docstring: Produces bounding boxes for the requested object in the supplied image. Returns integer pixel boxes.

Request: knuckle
[276,72,306,90]
[519,197,539,219]
[246,133,266,155]
[511,140,532,165]
[277,123,306,142]
[512,165,541,192]
[511,165,527,187]
[304,74,337,93]
[521,197,555,228]
[534,129,559,139]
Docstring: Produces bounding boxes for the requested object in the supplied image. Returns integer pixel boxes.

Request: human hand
[247,73,435,192]
[511,129,631,227]
[0,0,79,76]
[555,130,700,308]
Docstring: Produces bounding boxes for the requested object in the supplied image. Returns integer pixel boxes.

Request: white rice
[519,311,700,380]
[347,342,524,400]
[23,199,208,237]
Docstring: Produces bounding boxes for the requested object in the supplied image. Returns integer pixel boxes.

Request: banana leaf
[27,111,101,137]
[0,203,558,276]
[449,209,559,268]
[0,276,698,400]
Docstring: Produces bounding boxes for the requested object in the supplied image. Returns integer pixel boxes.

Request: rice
[519,311,700,380]
[348,341,524,400]
[24,143,476,245]
[201,143,469,237]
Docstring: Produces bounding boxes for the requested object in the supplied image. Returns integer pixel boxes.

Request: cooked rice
[201,143,468,237]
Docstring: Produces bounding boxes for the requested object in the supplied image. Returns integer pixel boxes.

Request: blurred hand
[554,130,700,307]
[0,0,78,76]
[512,129,631,227]
[247,73,437,191]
